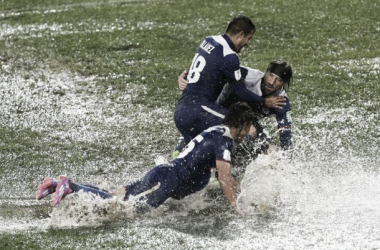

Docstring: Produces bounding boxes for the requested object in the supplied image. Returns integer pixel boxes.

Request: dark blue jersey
[175,34,241,143]
[172,125,233,180]
[182,34,242,102]
[181,34,264,105]
[175,34,264,143]
[125,125,234,208]
[70,126,234,210]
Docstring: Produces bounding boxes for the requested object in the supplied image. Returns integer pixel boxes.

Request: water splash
[238,152,303,214]
[49,192,136,228]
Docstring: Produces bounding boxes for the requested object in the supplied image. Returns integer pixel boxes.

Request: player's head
[223,102,256,143]
[263,59,293,95]
[225,15,256,53]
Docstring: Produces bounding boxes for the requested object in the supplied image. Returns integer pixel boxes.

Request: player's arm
[216,160,238,209]
[229,80,286,109]
[228,79,264,104]
[276,97,293,151]
[226,61,285,109]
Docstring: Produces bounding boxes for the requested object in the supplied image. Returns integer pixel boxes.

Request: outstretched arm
[216,160,239,209]
[229,81,286,109]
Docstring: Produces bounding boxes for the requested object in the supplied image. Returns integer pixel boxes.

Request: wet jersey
[173,125,233,179]
[175,34,264,143]
[180,34,264,105]
[70,126,235,210]
[125,125,234,208]
[217,67,293,150]
[182,34,243,102]
[174,34,240,143]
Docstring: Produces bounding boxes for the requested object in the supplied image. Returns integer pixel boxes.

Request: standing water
[0,9,379,248]
[31,105,380,249]
[0,67,379,248]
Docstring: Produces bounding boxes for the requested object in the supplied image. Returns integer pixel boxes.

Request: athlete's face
[235,32,254,53]
[231,124,251,144]
[263,71,285,95]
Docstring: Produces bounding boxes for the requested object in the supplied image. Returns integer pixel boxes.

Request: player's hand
[264,96,286,109]
[178,69,189,91]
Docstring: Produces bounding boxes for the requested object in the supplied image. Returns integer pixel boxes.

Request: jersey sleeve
[228,80,266,105]
[225,62,266,105]
[241,66,265,93]
[276,97,293,150]
[215,136,233,163]
[221,54,243,84]
[240,66,249,79]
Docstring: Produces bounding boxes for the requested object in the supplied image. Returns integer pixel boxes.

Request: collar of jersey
[222,125,233,139]
[222,33,236,52]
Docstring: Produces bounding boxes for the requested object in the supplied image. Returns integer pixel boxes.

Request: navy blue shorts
[174,97,227,143]
[126,164,211,208]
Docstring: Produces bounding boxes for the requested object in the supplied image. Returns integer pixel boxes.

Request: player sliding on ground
[36,102,256,213]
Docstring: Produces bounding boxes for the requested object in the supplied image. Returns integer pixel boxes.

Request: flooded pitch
[1,66,379,249]
[1,3,380,249]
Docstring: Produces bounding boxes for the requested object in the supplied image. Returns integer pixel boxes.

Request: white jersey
[217,66,287,106]
[216,66,293,150]
[242,66,287,97]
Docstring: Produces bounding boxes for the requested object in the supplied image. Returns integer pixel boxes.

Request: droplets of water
[329,57,380,77]
[238,152,303,214]
[49,192,136,228]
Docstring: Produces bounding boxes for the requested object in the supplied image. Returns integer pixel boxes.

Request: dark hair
[225,15,256,36]
[266,59,293,90]
[223,102,256,129]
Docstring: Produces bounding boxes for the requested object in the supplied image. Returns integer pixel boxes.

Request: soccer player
[174,15,285,149]
[218,60,293,151]
[36,102,256,213]
[179,60,294,151]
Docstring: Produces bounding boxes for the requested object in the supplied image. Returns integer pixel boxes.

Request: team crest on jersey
[234,69,241,81]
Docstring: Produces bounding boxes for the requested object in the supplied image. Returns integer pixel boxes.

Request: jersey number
[188,53,206,83]
[177,134,204,159]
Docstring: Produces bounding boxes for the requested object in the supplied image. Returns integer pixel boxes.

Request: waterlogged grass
[0,227,141,249]
[1,0,380,249]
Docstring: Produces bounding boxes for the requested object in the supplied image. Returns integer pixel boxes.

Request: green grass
[0,0,380,248]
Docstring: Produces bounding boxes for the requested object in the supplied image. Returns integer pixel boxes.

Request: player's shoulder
[203,126,234,154]
[214,126,234,146]
[209,35,237,57]
[204,125,232,138]
[242,66,264,92]
[242,67,264,79]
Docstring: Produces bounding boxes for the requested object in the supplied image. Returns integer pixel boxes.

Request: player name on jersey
[200,40,215,54]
